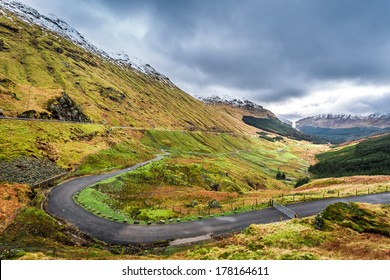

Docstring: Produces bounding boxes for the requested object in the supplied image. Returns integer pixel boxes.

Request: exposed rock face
[47,92,91,122]
[16,93,91,122]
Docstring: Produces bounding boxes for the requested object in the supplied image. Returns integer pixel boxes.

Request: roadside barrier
[272,200,298,219]
[32,172,68,188]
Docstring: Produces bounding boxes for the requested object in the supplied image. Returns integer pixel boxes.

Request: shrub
[294,177,310,188]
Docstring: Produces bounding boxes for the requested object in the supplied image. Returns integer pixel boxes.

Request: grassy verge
[271,176,390,205]
[74,188,135,223]
[173,202,390,260]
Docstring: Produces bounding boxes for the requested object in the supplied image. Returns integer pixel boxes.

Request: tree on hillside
[276,170,286,180]
[295,177,310,188]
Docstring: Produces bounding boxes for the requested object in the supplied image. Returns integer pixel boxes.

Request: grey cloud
[18,0,390,115]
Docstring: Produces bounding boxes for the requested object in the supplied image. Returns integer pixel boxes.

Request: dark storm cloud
[18,0,390,113]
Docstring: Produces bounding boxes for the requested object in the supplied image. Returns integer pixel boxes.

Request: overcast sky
[17,0,390,120]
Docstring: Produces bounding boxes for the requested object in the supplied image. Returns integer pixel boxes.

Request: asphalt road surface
[46,157,390,245]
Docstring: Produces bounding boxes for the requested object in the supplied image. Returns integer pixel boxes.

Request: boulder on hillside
[47,92,91,122]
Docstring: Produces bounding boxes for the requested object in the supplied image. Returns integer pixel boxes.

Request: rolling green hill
[309,133,390,177]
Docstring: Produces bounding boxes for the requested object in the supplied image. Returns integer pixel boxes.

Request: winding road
[46,156,390,245]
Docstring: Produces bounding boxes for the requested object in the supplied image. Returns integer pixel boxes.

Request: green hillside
[242,116,326,143]
[0,8,248,133]
[309,133,390,177]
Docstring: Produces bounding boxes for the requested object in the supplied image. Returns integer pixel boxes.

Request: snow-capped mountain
[197,95,278,120]
[197,95,265,110]
[0,0,173,85]
[296,113,390,129]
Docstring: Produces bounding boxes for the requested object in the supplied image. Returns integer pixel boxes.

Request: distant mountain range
[297,113,390,129]
[296,114,390,144]
[198,96,326,143]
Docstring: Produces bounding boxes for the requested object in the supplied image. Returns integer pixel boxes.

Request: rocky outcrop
[47,92,91,122]
[16,93,91,122]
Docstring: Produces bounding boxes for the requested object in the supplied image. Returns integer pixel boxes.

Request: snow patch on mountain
[296,113,390,129]
[305,113,390,121]
[197,95,264,110]
[0,0,173,85]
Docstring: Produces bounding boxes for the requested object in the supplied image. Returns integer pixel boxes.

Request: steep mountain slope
[0,1,246,132]
[297,114,390,143]
[309,133,390,177]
